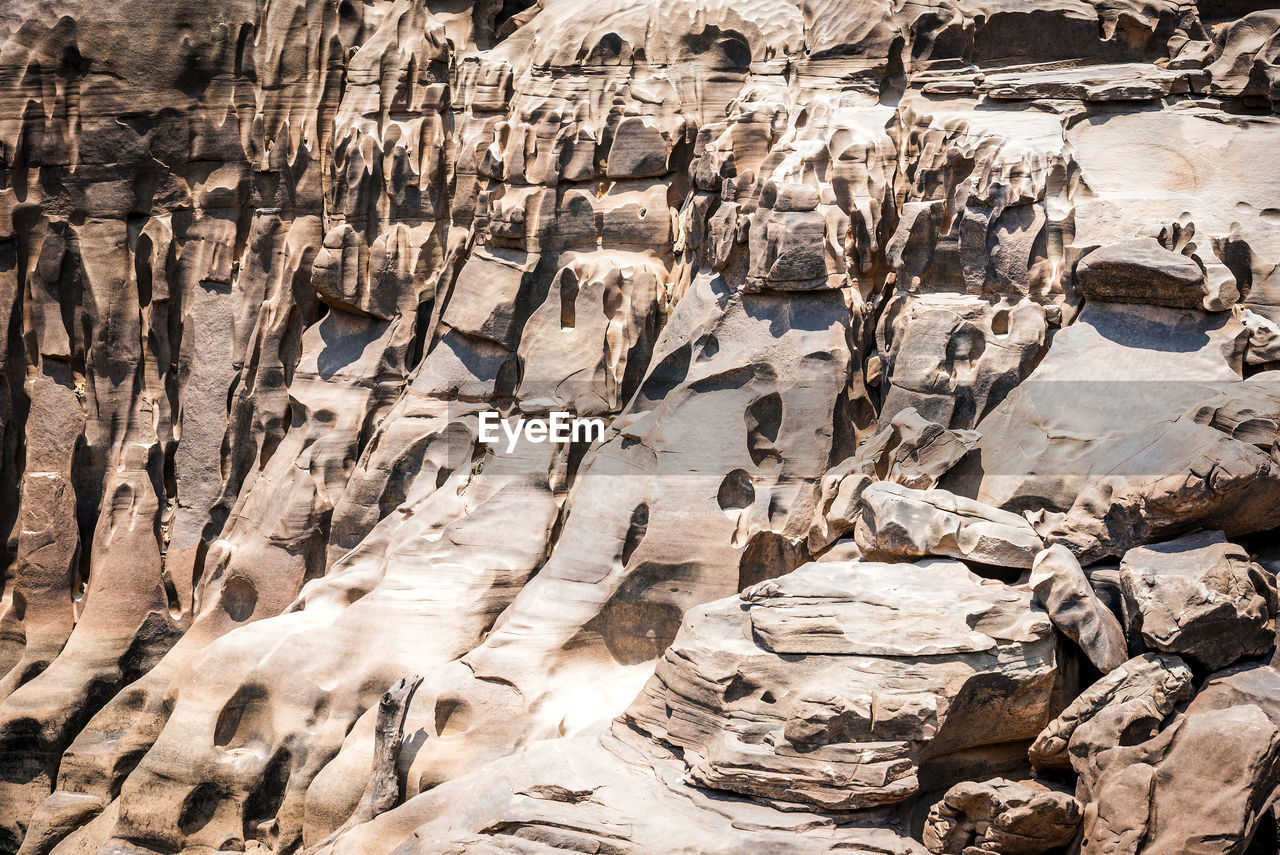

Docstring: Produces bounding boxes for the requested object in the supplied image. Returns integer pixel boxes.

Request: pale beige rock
[951,302,1247,516]
[811,408,978,549]
[1047,416,1280,563]
[314,731,932,855]
[1188,370,1280,445]
[1208,11,1280,110]
[846,407,981,491]
[625,559,1058,811]
[0,0,1279,851]
[854,482,1044,568]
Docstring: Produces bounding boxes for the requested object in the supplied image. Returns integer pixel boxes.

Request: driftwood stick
[302,675,423,854]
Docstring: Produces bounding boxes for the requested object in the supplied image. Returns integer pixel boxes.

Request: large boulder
[810,410,978,550]
[1078,664,1280,854]
[624,559,1059,811]
[1029,653,1193,772]
[844,408,980,491]
[1075,238,1228,311]
[1117,531,1275,671]
[923,778,1082,855]
[1047,416,1280,563]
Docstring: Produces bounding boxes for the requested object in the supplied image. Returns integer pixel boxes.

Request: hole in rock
[696,332,719,361]
[723,674,758,704]
[214,684,270,749]
[638,344,690,403]
[244,748,291,825]
[559,268,578,330]
[494,0,536,31]
[434,696,473,737]
[221,575,257,622]
[738,531,804,592]
[621,504,649,566]
[717,469,755,511]
[178,783,223,835]
[745,392,783,466]
[581,569,686,667]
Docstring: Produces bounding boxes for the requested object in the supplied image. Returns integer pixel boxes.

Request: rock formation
[0,0,1278,852]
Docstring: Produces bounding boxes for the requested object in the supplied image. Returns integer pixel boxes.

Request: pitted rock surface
[1,0,1280,852]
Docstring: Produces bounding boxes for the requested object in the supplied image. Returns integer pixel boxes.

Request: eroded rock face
[1,0,1280,852]
[624,559,1058,812]
[1076,238,1227,311]
[1030,545,1128,674]
[1028,653,1195,773]
[1077,664,1280,854]
[1119,531,1276,671]
[923,778,1082,855]
[854,483,1044,568]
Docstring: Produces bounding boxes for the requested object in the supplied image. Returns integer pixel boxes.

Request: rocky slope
[0,0,1279,852]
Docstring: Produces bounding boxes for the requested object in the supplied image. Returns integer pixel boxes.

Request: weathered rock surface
[0,0,1279,851]
[624,559,1058,812]
[1076,238,1225,311]
[923,778,1082,855]
[1029,653,1194,772]
[1118,531,1276,671]
[1030,545,1128,674]
[950,302,1248,516]
[311,730,934,855]
[855,482,1044,568]
[304,558,1055,854]
[1077,664,1280,854]
[810,409,979,550]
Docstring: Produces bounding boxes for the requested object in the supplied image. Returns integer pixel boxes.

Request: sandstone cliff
[1,0,1279,852]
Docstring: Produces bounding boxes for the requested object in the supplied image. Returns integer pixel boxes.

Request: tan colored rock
[1030,545,1128,674]
[311,732,932,855]
[1029,653,1193,772]
[848,407,981,491]
[1047,416,1280,563]
[1077,664,1280,854]
[1118,531,1275,671]
[952,302,1247,516]
[1,0,1280,851]
[854,482,1044,568]
[1207,11,1280,110]
[811,409,978,549]
[625,559,1057,811]
[878,294,1047,432]
[1076,237,1227,311]
[923,778,1082,855]
[1188,370,1280,446]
